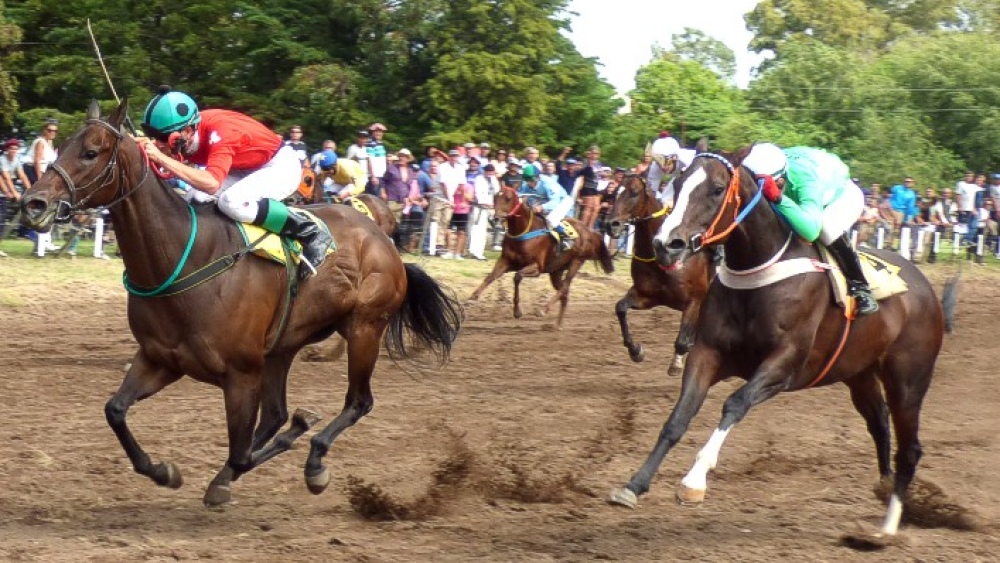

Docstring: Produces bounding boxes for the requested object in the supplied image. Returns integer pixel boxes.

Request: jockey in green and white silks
[743,143,879,315]
[517,164,575,251]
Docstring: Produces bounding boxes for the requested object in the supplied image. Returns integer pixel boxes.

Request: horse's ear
[695,137,710,153]
[107,96,129,129]
[86,100,101,121]
[729,144,755,167]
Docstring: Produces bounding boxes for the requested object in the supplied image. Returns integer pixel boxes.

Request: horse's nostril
[23,197,48,215]
[667,239,686,251]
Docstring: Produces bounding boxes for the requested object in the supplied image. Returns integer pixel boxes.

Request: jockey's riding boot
[828,233,879,316]
[254,199,332,279]
[552,224,574,252]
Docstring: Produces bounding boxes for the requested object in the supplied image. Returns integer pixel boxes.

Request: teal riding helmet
[141,86,201,140]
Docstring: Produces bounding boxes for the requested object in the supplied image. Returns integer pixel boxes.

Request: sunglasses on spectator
[46,128,58,133]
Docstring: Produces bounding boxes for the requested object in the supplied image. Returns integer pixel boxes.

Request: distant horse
[605,171,714,374]
[608,147,947,542]
[468,186,614,329]
[289,171,397,238]
[20,99,461,507]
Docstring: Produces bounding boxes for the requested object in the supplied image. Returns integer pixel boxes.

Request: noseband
[46,119,148,221]
[620,175,667,225]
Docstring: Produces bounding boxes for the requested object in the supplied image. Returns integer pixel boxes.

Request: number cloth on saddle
[817,246,908,308]
[237,209,336,266]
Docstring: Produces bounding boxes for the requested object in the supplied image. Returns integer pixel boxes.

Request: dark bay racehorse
[302,176,398,239]
[608,148,946,541]
[468,186,614,329]
[20,100,461,506]
[605,172,714,374]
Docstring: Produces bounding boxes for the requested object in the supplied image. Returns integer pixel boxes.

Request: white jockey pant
[544,196,576,229]
[819,181,865,245]
[215,145,302,223]
[648,159,667,193]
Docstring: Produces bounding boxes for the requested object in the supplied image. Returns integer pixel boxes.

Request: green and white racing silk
[774,147,851,243]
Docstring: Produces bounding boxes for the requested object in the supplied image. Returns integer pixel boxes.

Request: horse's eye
[84,149,98,160]
[713,184,726,196]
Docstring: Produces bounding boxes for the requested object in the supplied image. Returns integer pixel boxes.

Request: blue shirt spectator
[889,183,918,222]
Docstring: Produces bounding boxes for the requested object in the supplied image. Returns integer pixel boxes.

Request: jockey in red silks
[137,86,332,279]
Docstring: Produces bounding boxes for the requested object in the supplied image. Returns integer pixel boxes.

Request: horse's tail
[942,264,961,334]
[384,263,463,362]
[596,237,615,274]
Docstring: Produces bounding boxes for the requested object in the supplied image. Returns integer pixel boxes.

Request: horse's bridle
[683,152,763,254]
[46,119,149,222]
[620,174,667,226]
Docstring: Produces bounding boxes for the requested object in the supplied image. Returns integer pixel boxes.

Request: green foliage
[667,28,737,81]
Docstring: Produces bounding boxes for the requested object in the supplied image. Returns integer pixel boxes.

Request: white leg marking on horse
[655,166,706,245]
[680,427,730,492]
[880,494,903,535]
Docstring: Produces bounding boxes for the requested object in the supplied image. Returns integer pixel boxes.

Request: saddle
[816,246,908,309]
[558,219,579,241]
[236,209,336,266]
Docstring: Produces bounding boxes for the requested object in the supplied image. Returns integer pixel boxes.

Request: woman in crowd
[24,119,59,254]
[445,165,476,259]
[634,151,653,176]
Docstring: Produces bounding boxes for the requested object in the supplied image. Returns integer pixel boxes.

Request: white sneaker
[45,244,60,252]
[456,255,465,261]
[440,252,453,259]
[0,249,7,257]
[492,245,502,251]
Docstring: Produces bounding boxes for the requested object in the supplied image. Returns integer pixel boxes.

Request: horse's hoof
[839,527,900,552]
[153,462,183,489]
[607,487,638,509]
[292,408,322,429]
[667,364,682,377]
[513,310,523,319]
[203,484,232,508]
[306,467,331,495]
[676,484,706,505]
[629,345,645,363]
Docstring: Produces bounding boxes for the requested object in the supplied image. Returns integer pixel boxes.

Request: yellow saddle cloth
[347,198,374,221]
[558,220,579,240]
[818,246,908,308]
[237,209,335,266]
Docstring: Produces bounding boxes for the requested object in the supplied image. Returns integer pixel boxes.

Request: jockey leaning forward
[517,164,575,252]
[137,86,332,279]
[316,149,366,201]
[647,132,696,209]
[742,143,879,315]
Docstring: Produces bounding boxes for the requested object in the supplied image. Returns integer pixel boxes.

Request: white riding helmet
[742,143,788,178]
[651,136,681,158]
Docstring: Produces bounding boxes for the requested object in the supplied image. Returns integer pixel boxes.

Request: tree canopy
[5,0,1000,186]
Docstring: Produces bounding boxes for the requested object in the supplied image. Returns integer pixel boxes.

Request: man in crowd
[469,163,500,260]
[284,125,309,167]
[888,177,918,229]
[956,171,981,245]
[0,139,28,255]
[430,149,466,257]
[365,123,388,196]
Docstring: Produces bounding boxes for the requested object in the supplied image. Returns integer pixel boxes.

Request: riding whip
[86,19,138,135]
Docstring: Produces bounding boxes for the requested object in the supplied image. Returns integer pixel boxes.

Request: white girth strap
[717,232,830,290]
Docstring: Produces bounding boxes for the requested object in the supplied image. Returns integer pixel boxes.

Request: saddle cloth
[236,209,336,266]
[817,246,908,308]
[348,198,374,221]
[559,219,579,240]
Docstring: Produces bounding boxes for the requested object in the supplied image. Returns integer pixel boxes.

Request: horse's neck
[634,200,664,257]
[722,177,804,271]
[110,152,215,287]
[510,207,544,235]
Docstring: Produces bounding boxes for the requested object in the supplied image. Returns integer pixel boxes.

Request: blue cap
[993,173,1000,180]
[566,158,579,164]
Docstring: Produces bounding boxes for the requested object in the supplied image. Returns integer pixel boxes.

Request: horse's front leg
[669,298,702,376]
[202,366,262,507]
[676,344,805,505]
[468,255,511,301]
[513,263,541,319]
[105,351,183,489]
[615,287,658,363]
[204,354,321,507]
[609,344,721,508]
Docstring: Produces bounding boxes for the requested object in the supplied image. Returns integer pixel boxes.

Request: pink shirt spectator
[453,184,474,214]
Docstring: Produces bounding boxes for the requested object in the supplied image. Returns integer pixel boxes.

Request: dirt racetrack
[1,259,999,562]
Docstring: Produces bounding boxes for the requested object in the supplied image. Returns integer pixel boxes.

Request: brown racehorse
[20,100,461,507]
[605,172,714,374]
[468,186,614,329]
[609,148,948,541]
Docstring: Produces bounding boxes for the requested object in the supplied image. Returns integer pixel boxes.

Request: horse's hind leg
[303,321,383,495]
[105,352,183,489]
[847,370,892,479]
[878,361,934,536]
